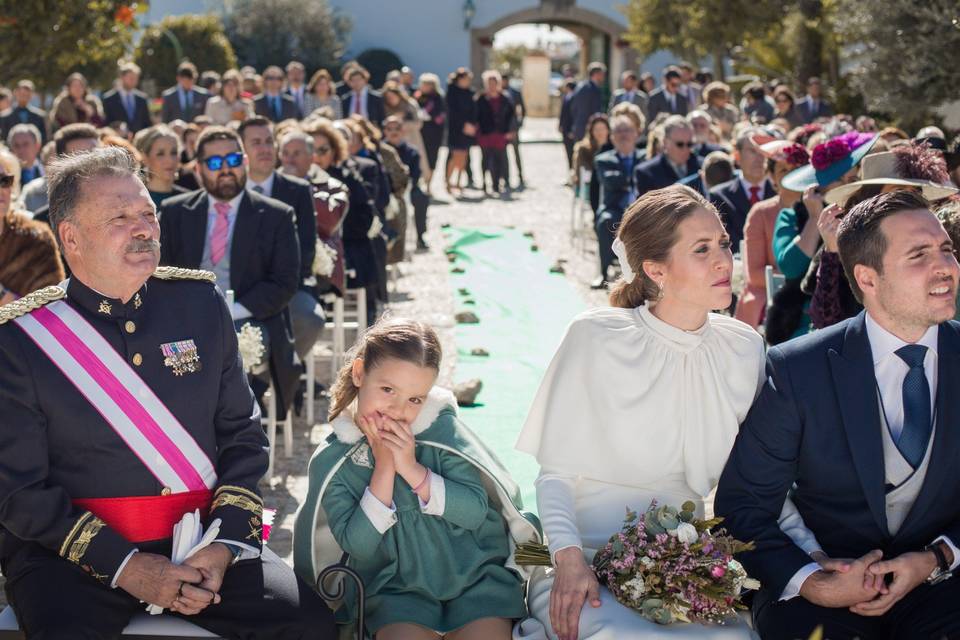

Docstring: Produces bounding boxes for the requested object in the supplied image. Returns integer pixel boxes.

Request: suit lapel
[729,179,749,215]
[829,313,889,536]
[229,192,260,287]
[270,172,285,200]
[896,324,960,540]
[182,192,208,267]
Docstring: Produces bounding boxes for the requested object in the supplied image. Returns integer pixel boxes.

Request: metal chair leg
[317,560,365,640]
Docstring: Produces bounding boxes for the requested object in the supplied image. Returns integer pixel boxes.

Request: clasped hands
[116,542,234,615]
[801,546,944,616]
[357,412,424,486]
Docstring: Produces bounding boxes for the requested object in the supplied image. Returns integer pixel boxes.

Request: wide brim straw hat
[781,132,879,194]
[824,150,959,204]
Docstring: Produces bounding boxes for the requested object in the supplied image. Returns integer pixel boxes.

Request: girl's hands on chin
[376,414,419,478]
[357,413,394,470]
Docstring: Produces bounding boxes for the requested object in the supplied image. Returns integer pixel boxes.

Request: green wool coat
[293,387,541,633]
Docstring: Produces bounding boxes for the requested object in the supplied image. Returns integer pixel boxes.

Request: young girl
[294,318,538,640]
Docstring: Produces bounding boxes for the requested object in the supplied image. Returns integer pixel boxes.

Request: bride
[514,185,815,640]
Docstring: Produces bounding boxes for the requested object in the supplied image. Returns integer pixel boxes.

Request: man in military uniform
[0,146,335,639]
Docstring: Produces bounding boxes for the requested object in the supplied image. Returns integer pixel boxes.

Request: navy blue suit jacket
[569,80,604,140]
[709,177,775,252]
[636,153,701,196]
[716,313,960,602]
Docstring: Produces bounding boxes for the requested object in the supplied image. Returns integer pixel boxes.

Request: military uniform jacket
[0,269,268,585]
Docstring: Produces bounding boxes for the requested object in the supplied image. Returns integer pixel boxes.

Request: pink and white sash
[14,300,217,493]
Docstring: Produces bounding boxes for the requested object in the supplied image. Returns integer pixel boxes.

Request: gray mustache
[126,239,160,253]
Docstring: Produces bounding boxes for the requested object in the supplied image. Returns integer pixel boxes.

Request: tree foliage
[834,0,960,129]
[492,45,533,79]
[620,0,785,79]
[134,14,237,88]
[0,1,144,96]
[224,0,350,74]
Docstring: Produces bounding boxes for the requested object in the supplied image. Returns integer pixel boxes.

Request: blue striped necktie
[895,344,932,468]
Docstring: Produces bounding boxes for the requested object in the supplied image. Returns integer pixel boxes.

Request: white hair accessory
[611,237,635,283]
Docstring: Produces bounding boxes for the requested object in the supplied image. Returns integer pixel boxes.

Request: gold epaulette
[0,286,66,325]
[152,266,217,283]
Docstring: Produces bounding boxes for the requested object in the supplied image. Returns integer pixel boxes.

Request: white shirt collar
[865,312,939,365]
[740,175,763,195]
[207,191,245,215]
[247,171,275,197]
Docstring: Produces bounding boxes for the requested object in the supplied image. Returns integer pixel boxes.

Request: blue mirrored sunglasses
[203,152,244,171]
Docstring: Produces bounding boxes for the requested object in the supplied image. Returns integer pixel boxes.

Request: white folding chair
[569,167,593,254]
[765,265,787,307]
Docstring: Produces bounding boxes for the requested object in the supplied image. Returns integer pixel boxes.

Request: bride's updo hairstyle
[609,184,719,309]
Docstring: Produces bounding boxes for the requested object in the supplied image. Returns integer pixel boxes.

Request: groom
[716,190,960,639]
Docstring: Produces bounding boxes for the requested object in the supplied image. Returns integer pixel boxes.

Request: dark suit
[593,148,645,277]
[160,85,210,123]
[796,95,833,123]
[716,314,960,640]
[568,80,604,141]
[609,88,648,114]
[635,152,701,196]
[159,190,300,418]
[678,171,707,196]
[101,88,152,133]
[0,104,48,144]
[253,93,300,122]
[694,142,725,158]
[709,177,776,252]
[283,86,307,119]
[340,89,385,126]
[646,87,689,123]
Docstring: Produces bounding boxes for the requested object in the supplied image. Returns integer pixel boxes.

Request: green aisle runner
[444,227,588,511]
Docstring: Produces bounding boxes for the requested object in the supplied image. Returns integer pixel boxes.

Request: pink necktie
[210,201,231,265]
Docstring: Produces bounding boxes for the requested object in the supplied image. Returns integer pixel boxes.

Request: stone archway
[469,3,636,88]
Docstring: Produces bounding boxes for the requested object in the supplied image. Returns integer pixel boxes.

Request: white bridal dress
[513,305,813,640]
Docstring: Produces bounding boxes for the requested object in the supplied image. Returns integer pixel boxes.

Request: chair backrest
[765,264,786,307]
[577,167,592,201]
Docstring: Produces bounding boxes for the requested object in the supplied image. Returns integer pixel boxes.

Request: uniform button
[161,487,172,496]
[124,321,136,334]
[132,353,143,366]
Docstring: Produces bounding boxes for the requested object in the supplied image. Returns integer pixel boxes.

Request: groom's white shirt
[782,313,960,600]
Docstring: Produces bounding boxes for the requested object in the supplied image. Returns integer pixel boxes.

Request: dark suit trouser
[563,136,575,169]
[4,544,336,640]
[481,147,509,192]
[595,210,621,278]
[753,575,960,640]
[509,137,524,184]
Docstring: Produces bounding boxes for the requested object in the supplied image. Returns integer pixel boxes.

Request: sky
[493,23,579,50]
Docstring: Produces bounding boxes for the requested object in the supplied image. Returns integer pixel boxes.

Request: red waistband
[72,489,213,543]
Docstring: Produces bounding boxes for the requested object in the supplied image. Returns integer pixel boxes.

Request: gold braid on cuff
[59,512,107,565]
[212,486,264,517]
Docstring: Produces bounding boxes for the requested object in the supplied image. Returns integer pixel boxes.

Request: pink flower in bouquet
[711,565,727,578]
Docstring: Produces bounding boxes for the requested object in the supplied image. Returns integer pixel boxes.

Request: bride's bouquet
[516,501,758,626]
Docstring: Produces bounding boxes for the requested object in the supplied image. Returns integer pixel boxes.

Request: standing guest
[445,68,478,194]
[591,115,644,288]
[736,139,809,328]
[303,69,343,120]
[341,66,385,126]
[568,62,606,143]
[0,145,335,639]
[475,70,516,196]
[161,62,210,123]
[558,79,578,171]
[241,70,262,99]
[335,62,358,98]
[741,81,776,124]
[239,116,324,362]
[710,127,777,252]
[635,115,700,196]
[383,115,431,251]
[646,66,689,124]
[415,73,446,191]
[400,66,416,94]
[254,67,299,123]
[159,127,301,419]
[0,80,48,144]
[686,110,724,158]
[50,73,104,132]
[19,123,100,216]
[7,123,44,188]
[102,62,152,135]
[639,72,656,95]
[203,69,254,125]
[133,125,188,208]
[0,148,64,302]
[717,189,960,640]
[198,70,221,96]
[796,77,833,124]
[773,87,805,130]
[175,123,203,192]
[609,70,648,115]
[502,68,526,190]
[382,81,429,179]
[284,61,308,117]
[698,81,739,138]
[677,61,702,109]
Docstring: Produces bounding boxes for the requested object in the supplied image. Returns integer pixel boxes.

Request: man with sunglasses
[253,66,300,122]
[159,126,301,422]
[646,66,690,125]
[635,115,701,197]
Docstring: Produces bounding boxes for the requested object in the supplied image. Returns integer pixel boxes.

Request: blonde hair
[134,124,182,159]
[328,318,442,421]
[0,148,21,199]
[609,185,719,308]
